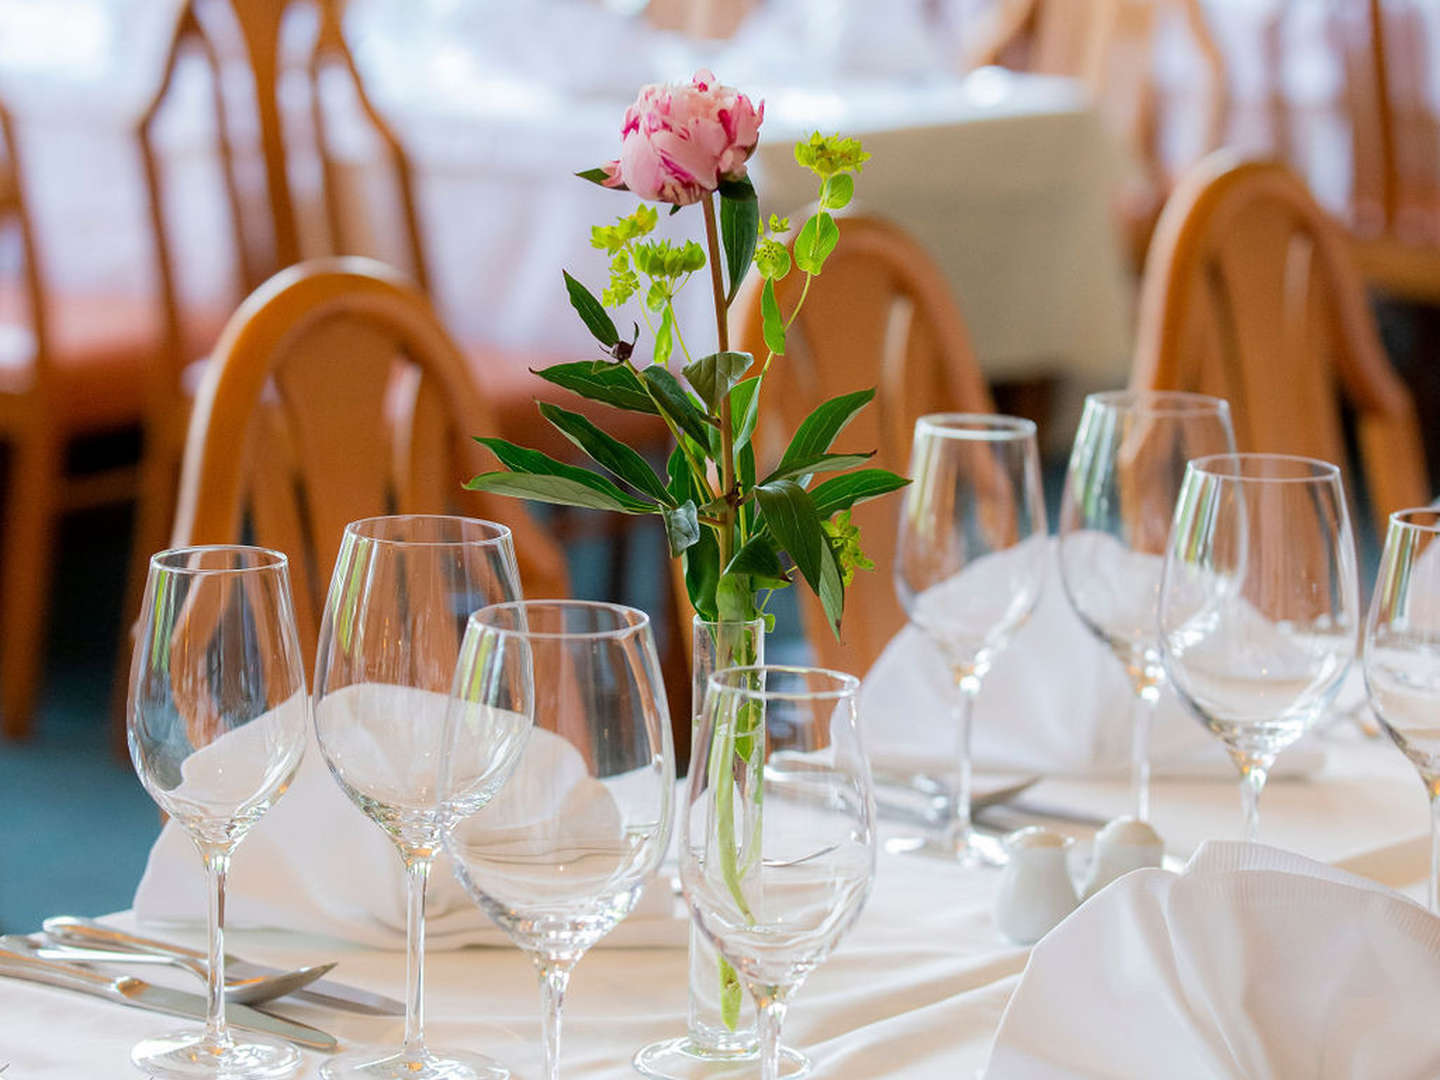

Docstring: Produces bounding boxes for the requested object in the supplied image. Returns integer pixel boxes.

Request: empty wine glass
[1059,391,1235,820]
[893,414,1048,861]
[442,600,675,1080]
[1159,454,1359,842]
[128,546,308,1079]
[313,516,521,1080]
[680,665,876,1080]
[1363,508,1440,911]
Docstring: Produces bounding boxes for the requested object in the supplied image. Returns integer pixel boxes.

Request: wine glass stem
[1429,792,1440,915]
[401,852,432,1052]
[537,960,572,1080]
[756,995,788,1080]
[1131,687,1158,822]
[201,848,231,1047]
[948,677,980,854]
[1239,759,1270,843]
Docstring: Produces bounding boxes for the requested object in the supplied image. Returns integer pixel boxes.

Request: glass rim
[1186,452,1342,484]
[1388,508,1440,534]
[468,599,651,641]
[708,663,861,702]
[149,544,289,576]
[344,514,513,548]
[915,412,1036,441]
[691,612,766,630]
[1084,389,1231,418]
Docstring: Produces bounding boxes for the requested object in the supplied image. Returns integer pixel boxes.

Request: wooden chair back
[172,258,568,669]
[0,104,48,381]
[1133,151,1430,537]
[732,214,992,677]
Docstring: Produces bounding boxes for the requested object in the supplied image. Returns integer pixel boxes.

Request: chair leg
[1,430,63,739]
[109,440,178,755]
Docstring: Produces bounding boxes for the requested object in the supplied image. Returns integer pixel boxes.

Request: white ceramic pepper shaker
[1082,816,1165,900]
[995,827,1078,945]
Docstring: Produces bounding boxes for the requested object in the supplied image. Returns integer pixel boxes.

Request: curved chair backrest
[173,258,569,668]
[1134,151,1429,536]
[0,104,47,374]
[732,214,992,677]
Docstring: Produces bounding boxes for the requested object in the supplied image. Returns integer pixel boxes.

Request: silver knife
[0,941,337,1051]
[43,917,404,1016]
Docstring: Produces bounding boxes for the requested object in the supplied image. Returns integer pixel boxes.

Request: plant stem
[702,193,737,569]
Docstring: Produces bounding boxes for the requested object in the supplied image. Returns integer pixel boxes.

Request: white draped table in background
[1,731,1428,1078]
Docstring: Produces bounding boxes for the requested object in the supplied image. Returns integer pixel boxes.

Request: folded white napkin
[984,841,1440,1079]
[133,687,686,950]
[860,541,1337,779]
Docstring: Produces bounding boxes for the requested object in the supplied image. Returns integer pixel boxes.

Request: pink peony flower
[603,70,764,206]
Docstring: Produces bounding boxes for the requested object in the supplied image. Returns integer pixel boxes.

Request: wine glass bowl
[442,600,675,1080]
[1363,508,1440,910]
[127,545,309,1080]
[1159,454,1359,841]
[1058,390,1235,819]
[679,665,876,1080]
[313,515,521,1080]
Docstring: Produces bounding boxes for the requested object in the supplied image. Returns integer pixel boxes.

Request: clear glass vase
[633,617,808,1078]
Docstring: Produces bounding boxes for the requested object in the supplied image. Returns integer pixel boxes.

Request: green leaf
[754,480,845,635]
[683,351,752,413]
[469,437,655,513]
[715,571,755,623]
[774,388,875,476]
[720,191,760,304]
[576,166,625,190]
[793,211,840,274]
[809,469,912,518]
[536,402,672,504]
[464,472,651,514]
[725,534,789,585]
[653,306,674,368]
[532,361,658,414]
[641,366,712,446]
[683,528,720,621]
[761,451,874,486]
[717,175,756,202]
[663,500,701,557]
[821,172,854,210]
[730,376,762,453]
[761,278,786,356]
[563,271,619,347]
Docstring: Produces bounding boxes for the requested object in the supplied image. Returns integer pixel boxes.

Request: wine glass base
[131,1029,301,1079]
[319,1045,508,1080]
[884,831,1007,866]
[632,1036,810,1078]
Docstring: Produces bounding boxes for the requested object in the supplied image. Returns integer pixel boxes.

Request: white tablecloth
[1,730,1427,1078]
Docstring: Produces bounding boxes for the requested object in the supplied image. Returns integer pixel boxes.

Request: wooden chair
[1133,151,1430,538]
[170,257,569,670]
[730,214,993,678]
[967,0,1228,266]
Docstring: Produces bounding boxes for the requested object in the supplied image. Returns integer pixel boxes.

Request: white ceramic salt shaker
[994,827,1078,945]
[1081,816,1165,900]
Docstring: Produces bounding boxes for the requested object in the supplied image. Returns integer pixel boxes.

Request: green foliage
[576,166,624,189]
[663,500,701,557]
[590,205,658,254]
[823,510,875,586]
[794,132,871,179]
[821,172,854,210]
[602,252,640,307]
[720,191,759,304]
[633,238,706,278]
[774,388,876,476]
[761,279,786,355]
[563,271,619,347]
[641,366,711,445]
[536,402,672,504]
[469,437,655,513]
[683,351,752,413]
[531,361,657,415]
[762,451,874,486]
[729,377,762,452]
[754,480,845,635]
[794,211,840,274]
[754,237,792,282]
[653,306,675,367]
[809,469,912,518]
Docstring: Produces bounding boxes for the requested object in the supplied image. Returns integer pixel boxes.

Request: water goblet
[893,414,1048,861]
[442,600,675,1080]
[313,515,521,1080]
[679,665,877,1080]
[1159,454,1358,841]
[1059,390,1235,819]
[1363,508,1440,911]
[128,545,309,1079]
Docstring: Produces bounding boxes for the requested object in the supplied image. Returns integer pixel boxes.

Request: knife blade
[0,941,337,1051]
[43,917,403,1016]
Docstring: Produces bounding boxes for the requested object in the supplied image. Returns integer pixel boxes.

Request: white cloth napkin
[860,541,1338,779]
[984,841,1440,1079]
[133,689,686,950]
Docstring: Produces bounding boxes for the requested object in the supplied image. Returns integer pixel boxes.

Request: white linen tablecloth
[0,729,1428,1077]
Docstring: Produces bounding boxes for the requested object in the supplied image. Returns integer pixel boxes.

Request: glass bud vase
[634,616,808,1077]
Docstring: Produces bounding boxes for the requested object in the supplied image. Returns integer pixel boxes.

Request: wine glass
[1363,508,1440,911]
[313,515,521,1080]
[893,414,1048,861]
[1058,391,1235,820]
[442,600,675,1080]
[679,665,876,1080]
[1159,454,1359,841]
[128,546,308,1079]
